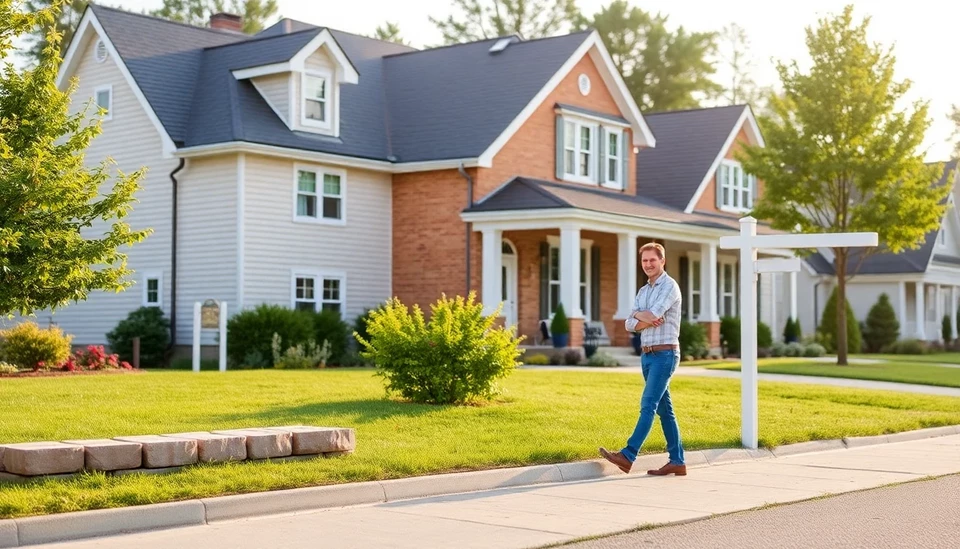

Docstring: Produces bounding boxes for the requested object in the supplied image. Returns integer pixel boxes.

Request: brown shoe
[647,462,687,476]
[599,447,632,474]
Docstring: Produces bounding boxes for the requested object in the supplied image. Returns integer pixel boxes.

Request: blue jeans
[620,349,684,465]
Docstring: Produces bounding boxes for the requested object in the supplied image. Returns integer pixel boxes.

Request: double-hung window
[295,165,345,224]
[718,160,756,212]
[293,273,345,313]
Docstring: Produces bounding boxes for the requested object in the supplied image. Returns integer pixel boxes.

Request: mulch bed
[0,369,146,379]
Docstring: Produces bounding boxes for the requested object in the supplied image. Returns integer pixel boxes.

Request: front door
[501,254,518,329]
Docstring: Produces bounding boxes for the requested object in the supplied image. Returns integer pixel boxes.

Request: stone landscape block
[262,426,356,455]
[0,442,84,476]
[161,432,247,463]
[212,429,292,459]
[113,435,197,468]
[62,439,142,471]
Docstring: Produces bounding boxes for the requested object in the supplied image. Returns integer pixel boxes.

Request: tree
[579,1,720,112]
[737,5,949,365]
[1,0,148,316]
[818,287,862,355]
[429,0,580,44]
[863,293,899,353]
[20,0,86,65]
[949,105,960,159]
[370,21,408,46]
[150,0,279,34]
[715,22,771,108]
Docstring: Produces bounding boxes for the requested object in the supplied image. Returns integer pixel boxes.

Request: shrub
[0,362,19,374]
[550,303,570,336]
[523,353,550,365]
[783,317,801,343]
[563,350,582,365]
[548,353,563,365]
[720,316,740,356]
[785,342,805,357]
[65,345,132,371]
[757,321,773,349]
[771,341,786,357]
[352,305,386,350]
[803,343,827,357]
[587,351,620,367]
[226,304,315,368]
[355,293,523,405]
[882,339,928,355]
[679,320,709,361]
[943,315,952,344]
[106,307,170,367]
[818,287,862,354]
[862,294,899,353]
[0,322,72,370]
[313,309,349,365]
[271,333,331,369]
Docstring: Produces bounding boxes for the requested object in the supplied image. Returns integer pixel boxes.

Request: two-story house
[23,4,790,357]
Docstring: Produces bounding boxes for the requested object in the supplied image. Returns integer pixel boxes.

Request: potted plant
[550,304,570,348]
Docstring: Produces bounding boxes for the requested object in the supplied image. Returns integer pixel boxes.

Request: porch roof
[464,176,781,234]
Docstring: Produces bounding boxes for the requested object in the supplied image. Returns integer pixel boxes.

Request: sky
[13,0,960,160]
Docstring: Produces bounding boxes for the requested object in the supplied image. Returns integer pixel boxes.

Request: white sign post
[193,300,228,373]
[719,217,878,449]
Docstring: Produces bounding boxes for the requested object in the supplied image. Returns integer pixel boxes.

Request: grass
[855,353,960,365]
[707,359,960,388]
[1,369,959,519]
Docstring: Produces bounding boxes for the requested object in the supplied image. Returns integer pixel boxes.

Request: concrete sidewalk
[29,433,960,549]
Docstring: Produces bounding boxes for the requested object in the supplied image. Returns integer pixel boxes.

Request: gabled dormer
[232,29,359,138]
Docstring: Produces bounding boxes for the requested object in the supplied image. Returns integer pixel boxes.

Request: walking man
[600,242,686,476]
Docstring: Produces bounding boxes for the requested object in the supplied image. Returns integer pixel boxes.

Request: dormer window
[555,107,628,190]
[302,73,329,128]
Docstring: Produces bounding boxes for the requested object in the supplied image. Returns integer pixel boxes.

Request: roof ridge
[644,104,747,117]
[90,3,249,38]
[327,28,419,53]
[202,27,321,50]
[382,30,592,60]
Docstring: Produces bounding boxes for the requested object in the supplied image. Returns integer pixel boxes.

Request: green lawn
[1,369,959,519]
[708,360,960,388]
[855,353,960,365]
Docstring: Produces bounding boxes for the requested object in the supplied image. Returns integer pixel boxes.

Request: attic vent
[489,36,519,53]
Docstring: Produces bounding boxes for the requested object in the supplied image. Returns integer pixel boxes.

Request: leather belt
[641,344,679,354]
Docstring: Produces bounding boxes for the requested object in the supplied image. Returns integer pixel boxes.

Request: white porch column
[953,286,959,340]
[936,285,944,340]
[915,282,926,340]
[789,271,798,322]
[481,228,503,316]
[770,273,778,333]
[615,232,638,319]
[701,242,720,321]
[559,225,583,318]
[898,281,908,335]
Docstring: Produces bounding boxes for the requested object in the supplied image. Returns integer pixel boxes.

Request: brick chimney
[209,12,243,32]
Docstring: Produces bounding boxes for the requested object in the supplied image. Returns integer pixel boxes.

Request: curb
[0,424,957,548]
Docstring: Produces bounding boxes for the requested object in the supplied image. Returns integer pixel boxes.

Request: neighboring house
[794,160,960,342]
[18,4,787,356]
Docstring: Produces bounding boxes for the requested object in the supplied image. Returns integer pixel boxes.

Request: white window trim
[545,236,594,320]
[601,127,624,190]
[559,113,627,189]
[94,84,112,121]
[300,70,333,131]
[937,228,947,249]
[718,159,754,214]
[292,163,347,226]
[562,118,598,185]
[290,270,347,314]
[718,258,738,317]
[141,272,163,309]
[687,252,702,321]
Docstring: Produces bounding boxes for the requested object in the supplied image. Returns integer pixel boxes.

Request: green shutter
[597,126,605,184]
[555,115,565,180]
[540,242,550,319]
[589,246,600,321]
[716,164,724,210]
[621,132,629,191]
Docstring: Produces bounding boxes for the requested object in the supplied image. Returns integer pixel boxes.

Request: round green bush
[818,287,862,354]
[863,293,899,353]
[803,343,826,357]
[106,307,170,367]
[357,293,523,405]
[785,342,805,357]
[771,341,786,357]
[757,321,773,349]
[550,303,570,335]
[882,339,927,355]
[0,322,72,369]
[679,320,708,361]
[783,317,802,343]
[226,304,315,368]
[720,316,741,356]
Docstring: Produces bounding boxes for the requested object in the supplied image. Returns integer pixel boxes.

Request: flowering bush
[0,322,72,370]
[61,345,132,372]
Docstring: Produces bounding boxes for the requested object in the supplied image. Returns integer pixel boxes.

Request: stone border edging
[1,424,957,548]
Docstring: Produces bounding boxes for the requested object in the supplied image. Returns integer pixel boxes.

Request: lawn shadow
[207,398,444,426]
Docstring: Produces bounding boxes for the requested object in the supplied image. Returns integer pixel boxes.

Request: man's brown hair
[639,242,666,260]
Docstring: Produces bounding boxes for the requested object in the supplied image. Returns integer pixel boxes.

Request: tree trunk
[835,250,848,366]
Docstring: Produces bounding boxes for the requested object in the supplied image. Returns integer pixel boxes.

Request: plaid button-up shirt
[624,271,682,346]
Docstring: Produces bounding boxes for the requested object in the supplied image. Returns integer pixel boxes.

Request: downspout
[458,162,474,296]
[168,158,186,352]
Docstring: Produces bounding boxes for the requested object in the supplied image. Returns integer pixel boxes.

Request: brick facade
[693,125,765,214]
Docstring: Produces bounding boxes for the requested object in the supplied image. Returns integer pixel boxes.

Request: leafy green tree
[429,0,580,44]
[738,5,948,365]
[1,0,148,316]
[20,0,86,64]
[948,104,960,159]
[370,21,408,46]
[579,1,720,111]
[818,287,862,355]
[151,0,279,34]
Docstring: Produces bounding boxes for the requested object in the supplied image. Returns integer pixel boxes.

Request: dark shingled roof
[635,105,748,210]
[467,177,782,234]
[804,159,959,275]
[88,5,590,162]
